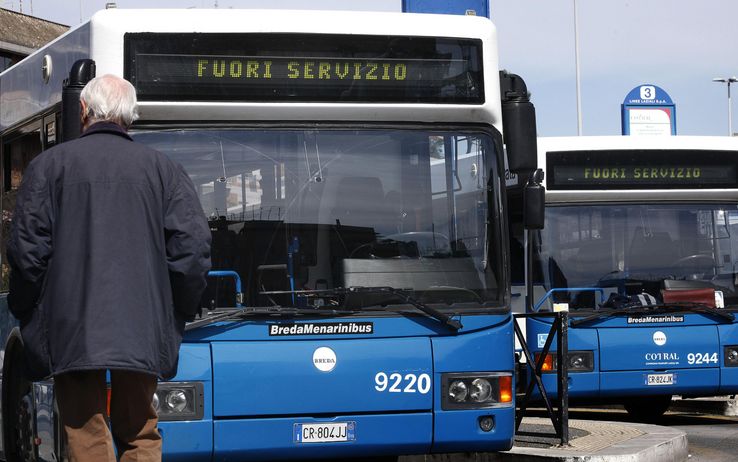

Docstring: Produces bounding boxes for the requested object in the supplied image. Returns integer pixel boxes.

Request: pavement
[400,415,688,462]
[671,395,738,417]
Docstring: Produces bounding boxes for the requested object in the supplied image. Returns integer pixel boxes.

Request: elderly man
[7,74,211,462]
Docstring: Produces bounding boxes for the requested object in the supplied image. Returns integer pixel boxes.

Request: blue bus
[0,5,542,461]
[512,135,738,421]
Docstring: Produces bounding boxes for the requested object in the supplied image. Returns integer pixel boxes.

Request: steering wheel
[671,254,717,280]
[671,254,716,270]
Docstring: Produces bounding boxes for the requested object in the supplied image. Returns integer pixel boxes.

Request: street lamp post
[713,77,738,136]
[573,0,582,136]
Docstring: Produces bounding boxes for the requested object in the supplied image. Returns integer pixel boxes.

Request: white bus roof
[538,136,738,156]
[1,8,501,132]
[538,136,738,204]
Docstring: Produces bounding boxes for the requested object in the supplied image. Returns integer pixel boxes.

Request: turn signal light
[535,353,554,372]
[499,375,513,403]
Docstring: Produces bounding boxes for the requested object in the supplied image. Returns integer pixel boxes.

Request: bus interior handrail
[207,270,244,307]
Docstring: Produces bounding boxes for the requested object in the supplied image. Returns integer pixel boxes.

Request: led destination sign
[547,149,738,190]
[554,165,732,185]
[125,33,484,103]
[137,54,430,88]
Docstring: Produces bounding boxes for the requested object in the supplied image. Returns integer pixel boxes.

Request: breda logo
[652,331,667,346]
[312,347,337,372]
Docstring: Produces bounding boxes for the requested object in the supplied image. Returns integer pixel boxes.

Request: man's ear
[80,99,88,126]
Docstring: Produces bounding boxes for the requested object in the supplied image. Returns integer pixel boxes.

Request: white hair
[80,74,139,127]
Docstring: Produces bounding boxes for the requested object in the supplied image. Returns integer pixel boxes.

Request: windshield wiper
[571,308,645,326]
[365,286,463,331]
[571,302,735,327]
[185,306,359,331]
[261,286,463,331]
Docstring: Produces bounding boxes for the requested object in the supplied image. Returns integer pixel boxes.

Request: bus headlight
[724,346,738,367]
[441,373,512,410]
[153,382,204,421]
[448,380,468,402]
[470,378,493,402]
[568,351,594,371]
[165,389,189,413]
[534,351,594,373]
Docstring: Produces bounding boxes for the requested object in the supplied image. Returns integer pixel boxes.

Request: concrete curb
[399,417,688,462]
[497,418,688,462]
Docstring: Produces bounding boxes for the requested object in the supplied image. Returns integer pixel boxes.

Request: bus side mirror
[60,59,96,143]
[524,169,545,230]
[500,71,538,173]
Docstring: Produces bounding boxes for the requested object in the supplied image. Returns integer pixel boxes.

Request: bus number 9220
[374,372,432,394]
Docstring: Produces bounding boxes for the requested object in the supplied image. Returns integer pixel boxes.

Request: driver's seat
[331,176,389,232]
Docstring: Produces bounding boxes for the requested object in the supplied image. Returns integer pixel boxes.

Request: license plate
[646,373,674,386]
[294,422,355,443]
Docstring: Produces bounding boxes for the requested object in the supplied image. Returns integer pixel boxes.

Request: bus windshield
[132,128,502,310]
[536,204,738,308]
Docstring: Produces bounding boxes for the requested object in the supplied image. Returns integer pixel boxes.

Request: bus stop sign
[621,84,676,136]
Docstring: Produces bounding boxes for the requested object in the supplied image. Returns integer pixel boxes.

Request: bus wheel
[3,347,36,462]
[623,395,672,422]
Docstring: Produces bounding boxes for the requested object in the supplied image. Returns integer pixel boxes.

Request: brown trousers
[55,370,161,462]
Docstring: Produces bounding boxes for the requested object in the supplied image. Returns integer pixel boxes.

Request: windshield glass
[533,204,738,309]
[132,128,502,310]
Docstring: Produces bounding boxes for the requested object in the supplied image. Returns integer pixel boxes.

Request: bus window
[1,128,43,290]
[132,128,501,309]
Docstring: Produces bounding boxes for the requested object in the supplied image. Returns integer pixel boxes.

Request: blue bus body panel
[160,343,213,461]
[213,413,431,461]
[599,325,719,371]
[431,317,515,452]
[432,405,514,452]
[159,421,213,462]
[403,0,489,18]
[433,316,514,372]
[211,337,433,416]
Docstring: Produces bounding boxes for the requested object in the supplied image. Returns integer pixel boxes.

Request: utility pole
[573,0,582,136]
[713,77,737,136]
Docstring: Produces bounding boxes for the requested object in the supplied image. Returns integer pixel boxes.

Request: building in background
[0,8,68,73]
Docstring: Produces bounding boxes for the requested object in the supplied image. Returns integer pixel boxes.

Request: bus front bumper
[159,407,515,461]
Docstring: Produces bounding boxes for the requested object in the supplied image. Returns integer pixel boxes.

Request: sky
[3,0,737,137]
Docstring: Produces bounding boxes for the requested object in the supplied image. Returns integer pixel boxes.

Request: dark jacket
[7,122,211,380]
